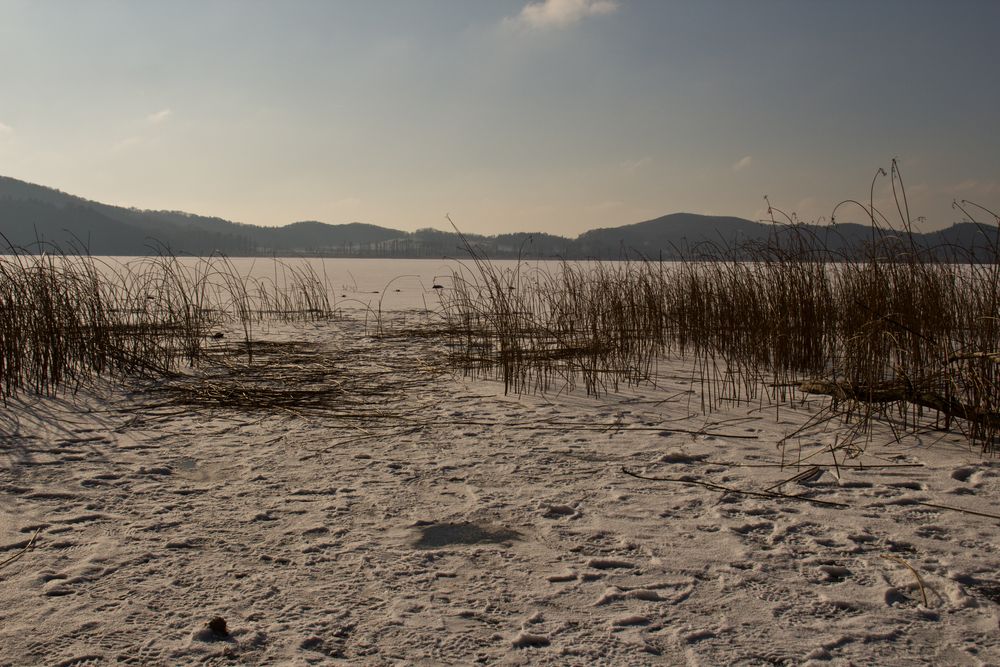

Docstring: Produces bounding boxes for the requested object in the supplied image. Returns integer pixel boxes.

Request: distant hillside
[0,177,255,255]
[578,213,770,257]
[0,175,996,260]
[0,176,410,256]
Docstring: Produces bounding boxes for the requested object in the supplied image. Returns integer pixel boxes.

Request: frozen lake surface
[70,256,574,314]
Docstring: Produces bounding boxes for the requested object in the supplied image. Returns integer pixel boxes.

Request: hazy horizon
[2,0,998,235]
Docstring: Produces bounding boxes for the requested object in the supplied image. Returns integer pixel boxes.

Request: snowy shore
[2,317,998,665]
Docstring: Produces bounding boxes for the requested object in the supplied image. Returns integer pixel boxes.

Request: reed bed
[0,248,339,401]
[440,185,1000,451]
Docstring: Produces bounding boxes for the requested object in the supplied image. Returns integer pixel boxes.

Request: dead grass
[137,338,439,422]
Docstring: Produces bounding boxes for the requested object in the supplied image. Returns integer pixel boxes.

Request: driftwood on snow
[947,351,1000,364]
[798,379,1000,430]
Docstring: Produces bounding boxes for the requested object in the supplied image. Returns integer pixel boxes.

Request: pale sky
[1,0,998,234]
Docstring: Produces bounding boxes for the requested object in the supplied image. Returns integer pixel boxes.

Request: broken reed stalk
[911,501,1000,521]
[0,527,41,573]
[880,553,929,607]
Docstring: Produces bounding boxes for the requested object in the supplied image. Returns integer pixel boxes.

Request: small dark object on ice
[432,284,444,289]
[207,616,229,637]
[211,332,224,339]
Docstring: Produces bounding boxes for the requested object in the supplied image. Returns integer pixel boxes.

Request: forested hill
[1,176,995,260]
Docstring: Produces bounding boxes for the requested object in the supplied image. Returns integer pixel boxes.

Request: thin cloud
[620,156,652,173]
[732,155,753,172]
[948,179,999,197]
[112,136,144,152]
[589,199,626,211]
[510,0,618,30]
[146,109,172,125]
[0,121,13,135]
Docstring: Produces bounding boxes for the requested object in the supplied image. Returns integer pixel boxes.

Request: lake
[39,256,574,314]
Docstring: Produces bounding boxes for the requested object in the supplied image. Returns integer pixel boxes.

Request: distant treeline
[1,175,997,261]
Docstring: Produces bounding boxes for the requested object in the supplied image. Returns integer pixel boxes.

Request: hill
[1,175,996,260]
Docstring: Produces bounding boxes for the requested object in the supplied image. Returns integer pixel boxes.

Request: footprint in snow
[951,466,977,483]
[655,449,710,463]
[511,632,550,648]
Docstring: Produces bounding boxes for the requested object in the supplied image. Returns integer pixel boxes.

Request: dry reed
[0,246,340,402]
[439,166,999,452]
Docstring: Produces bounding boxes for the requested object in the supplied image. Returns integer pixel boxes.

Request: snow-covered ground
[1,317,998,665]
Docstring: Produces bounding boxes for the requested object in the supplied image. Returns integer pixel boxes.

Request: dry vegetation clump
[440,166,1000,451]
[0,247,339,402]
[135,338,442,425]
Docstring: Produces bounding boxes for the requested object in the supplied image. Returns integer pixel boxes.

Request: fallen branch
[620,467,849,508]
[799,380,1000,430]
[948,351,1000,364]
[450,420,758,438]
[621,469,1000,522]
[703,462,924,469]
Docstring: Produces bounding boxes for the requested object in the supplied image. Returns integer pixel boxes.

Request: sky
[1,0,998,235]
